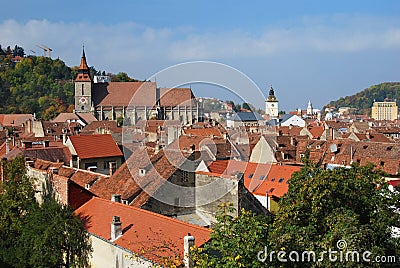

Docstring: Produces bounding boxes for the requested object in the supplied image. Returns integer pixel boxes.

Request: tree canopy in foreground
[0,156,92,267]
[193,161,400,267]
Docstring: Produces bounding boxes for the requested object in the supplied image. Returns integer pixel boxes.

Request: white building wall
[90,234,153,268]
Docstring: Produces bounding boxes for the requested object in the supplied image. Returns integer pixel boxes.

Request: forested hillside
[325,82,400,115]
[0,44,137,120]
[0,45,75,120]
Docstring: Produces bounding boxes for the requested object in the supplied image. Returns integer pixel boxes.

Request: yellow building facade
[371,101,398,121]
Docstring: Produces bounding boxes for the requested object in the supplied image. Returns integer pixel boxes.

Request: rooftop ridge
[88,197,210,232]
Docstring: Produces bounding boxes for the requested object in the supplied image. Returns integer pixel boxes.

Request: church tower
[265,85,279,118]
[74,47,93,113]
[307,100,313,115]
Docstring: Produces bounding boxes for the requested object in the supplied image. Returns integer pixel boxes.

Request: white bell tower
[265,85,279,119]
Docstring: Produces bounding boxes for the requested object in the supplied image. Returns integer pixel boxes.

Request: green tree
[242,102,251,111]
[111,72,135,82]
[192,203,272,267]
[0,156,38,265]
[17,198,92,267]
[0,156,92,268]
[269,162,400,267]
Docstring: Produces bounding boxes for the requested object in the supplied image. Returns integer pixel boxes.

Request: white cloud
[0,15,400,110]
[1,15,399,64]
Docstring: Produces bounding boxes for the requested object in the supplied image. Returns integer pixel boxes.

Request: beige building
[371,101,398,121]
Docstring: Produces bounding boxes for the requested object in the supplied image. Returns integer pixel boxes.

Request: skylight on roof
[278,178,285,183]
[271,178,275,182]
[269,188,275,193]
[259,175,265,180]
[248,173,253,178]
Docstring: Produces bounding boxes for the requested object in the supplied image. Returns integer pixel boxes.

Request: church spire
[76,46,91,82]
[267,84,278,102]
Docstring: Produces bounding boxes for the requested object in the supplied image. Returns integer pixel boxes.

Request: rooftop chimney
[111,216,122,241]
[5,138,10,154]
[62,133,67,144]
[109,162,116,176]
[49,167,59,174]
[184,234,195,268]
[111,194,121,203]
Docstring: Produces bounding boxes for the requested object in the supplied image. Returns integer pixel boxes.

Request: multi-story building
[371,101,398,121]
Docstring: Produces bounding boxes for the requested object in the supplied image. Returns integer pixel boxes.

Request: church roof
[92,82,195,107]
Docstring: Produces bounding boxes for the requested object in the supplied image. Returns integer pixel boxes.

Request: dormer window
[139,168,146,176]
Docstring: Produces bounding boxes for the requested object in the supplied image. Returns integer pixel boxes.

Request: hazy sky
[1,0,400,111]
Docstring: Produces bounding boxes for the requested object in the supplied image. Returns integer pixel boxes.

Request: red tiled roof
[388,179,400,187]
[200,160,301,198]
[75,197,210,264]
[23,142,72,164]
[69,134,123,159]
[159,87,194,107]
[92,82,156,107]
[80,120,121,134]
[0,114,32,126]
[52,113,80,122]
[89,148,190,205]
[308,126,324,139]
[183,128,222,137]
[92,83,195,108]
[0,141,15,157]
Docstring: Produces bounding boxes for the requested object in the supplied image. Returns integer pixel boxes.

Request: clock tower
[265,85,279,119]
[74,47,93,113]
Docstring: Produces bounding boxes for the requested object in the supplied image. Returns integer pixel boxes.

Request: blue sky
[2,0,400,111]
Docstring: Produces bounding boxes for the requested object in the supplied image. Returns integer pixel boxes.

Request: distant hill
[325,82,400,115]
[0,44,137,120]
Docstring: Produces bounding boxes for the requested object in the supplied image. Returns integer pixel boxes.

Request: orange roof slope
[0,114,32,126]
[159,87,194,107]
[69,134,123,159]
[75,197,210,263]
[92,82,156,107]
[201,160,301,198]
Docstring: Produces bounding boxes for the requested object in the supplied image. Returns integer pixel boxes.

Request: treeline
[192,160,400,267]
[0,156,92,267]
[0,44,138,120]
[325,82,400,115]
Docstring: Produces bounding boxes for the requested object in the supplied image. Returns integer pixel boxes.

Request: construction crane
[36,44,52,58]
[42,44,52,58]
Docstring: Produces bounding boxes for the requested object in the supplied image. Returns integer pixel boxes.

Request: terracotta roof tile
[183,128,222,137]
[92,82,156,107]
[308,126,325,139]
[75,197,210,264]
[80,120,121,134]
[0,114,32,126]
[200,160,301,198]
[69,134,123,159]
[159,87,194,107]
